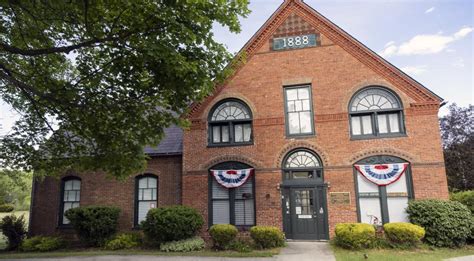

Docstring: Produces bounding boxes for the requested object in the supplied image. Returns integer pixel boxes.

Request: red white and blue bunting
[354,163,409,186]
[210,168,254,188]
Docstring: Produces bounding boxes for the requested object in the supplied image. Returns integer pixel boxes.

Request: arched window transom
[208,99,253,146]
[282,149,323,181]
[349,87,405,138]
[285,150,321,168]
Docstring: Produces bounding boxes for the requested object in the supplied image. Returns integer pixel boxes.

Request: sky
[0,0,473,135]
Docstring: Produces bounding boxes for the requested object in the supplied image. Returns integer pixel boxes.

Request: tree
[0,1,250,179]
[439,103,474,191]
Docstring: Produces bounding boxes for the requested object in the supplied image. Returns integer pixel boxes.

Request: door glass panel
[294,190,313,215]
[292,171,313,179]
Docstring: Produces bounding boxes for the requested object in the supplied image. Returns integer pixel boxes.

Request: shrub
[407,199,472,247]
[228,238,253,253]
[250,226,285,249]
[383,223,425,247]
[159,237,205,252]
[64,206,120,247]
[104,233,142,250]
[141,205,204,244]
[0,204,14,213]
[451,190,474,213]
[21,236,64,252]
[334,223,376,249]
[209,224,238,250]
[0,214,27,250]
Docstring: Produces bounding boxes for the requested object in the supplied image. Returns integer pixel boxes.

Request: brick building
[30,0,448,240]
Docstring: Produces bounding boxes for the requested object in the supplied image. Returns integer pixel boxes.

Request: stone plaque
[330,192,350,205]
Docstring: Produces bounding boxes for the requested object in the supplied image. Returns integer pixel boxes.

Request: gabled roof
[144,125,182,156]
[189,0,443,118]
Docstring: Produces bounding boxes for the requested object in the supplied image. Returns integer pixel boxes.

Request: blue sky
[0,0,472,135]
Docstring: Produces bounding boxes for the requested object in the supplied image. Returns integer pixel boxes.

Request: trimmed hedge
[104,233,142,250]
[141,205,204,244]
[0,214,27,250]
[160,237,205,252]
[407,199,472,247]
[209,224,238,250]
[0,204,14,213]
[249,226,285,249]
[21,236,64,252]
[450,190,474,213]
[65,206,120,247]
[334,223,376,249]
[383,223,425,247]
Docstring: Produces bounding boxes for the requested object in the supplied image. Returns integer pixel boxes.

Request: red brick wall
[182,11,448,238]
[29,155,182,236]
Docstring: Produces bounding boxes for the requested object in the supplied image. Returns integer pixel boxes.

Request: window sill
[350,133,407,141]
[207,142,254,148]
[286,133,316,139]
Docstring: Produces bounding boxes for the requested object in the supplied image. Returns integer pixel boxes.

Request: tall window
[282,149,323,181]
[354,155,413,225]
[284,85,314,136]
[209,162,255,227]
[135,175,158,225]
[349,87,404,138]
[208,99,253,146]
[60,177,81,225]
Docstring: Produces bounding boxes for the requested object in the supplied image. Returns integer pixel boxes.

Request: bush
[209,224,238,250]
[228,238,253,253]
[21,236,64,252]
[451,190,474,213]
[159,237,205,252]
[407,199,472,247]
[141,205,204,244]
[250,226,285,249]
[104,233,142,250]
[334,223,376,249]
[0,204,14,213]
[383,223,425,247]
[0,214,27,250]
[65,206,120,247]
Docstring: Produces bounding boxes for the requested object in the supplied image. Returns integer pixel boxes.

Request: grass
[0,211,29,251]
[0,248,280,259]
[332,244,474,261]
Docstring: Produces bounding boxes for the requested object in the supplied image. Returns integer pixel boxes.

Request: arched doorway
[281,149,329,240]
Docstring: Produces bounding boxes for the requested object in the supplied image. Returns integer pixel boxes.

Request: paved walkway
[8,241,336,261]
[445,256,474,261]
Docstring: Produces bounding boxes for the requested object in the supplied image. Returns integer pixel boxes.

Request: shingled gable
[189,0,443,119]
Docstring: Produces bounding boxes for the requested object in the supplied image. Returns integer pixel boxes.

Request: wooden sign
[330,192,350,205]
[272,34,317,51]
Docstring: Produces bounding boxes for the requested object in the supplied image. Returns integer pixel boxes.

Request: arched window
[282,149,323,181]
[208,99,253,146]
[354,155,413,225]
[349,87,405,138]
[59,177,81,226]
[135,174,158,226]
[209,161,255,227]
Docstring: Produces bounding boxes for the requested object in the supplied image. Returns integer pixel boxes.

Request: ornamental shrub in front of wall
[209,224,238,250]
[406,199,472,247]
[0,214,27,250]
[65,206,120,247]
[450,190,474,213]
[334,223,376,249]
[159,237,205,252]
[104,233,142,250]
[21,236,65,252]
[383,222,425,247]
[249,226,285,249]
[0,203,14,213]
[141,205,204,245]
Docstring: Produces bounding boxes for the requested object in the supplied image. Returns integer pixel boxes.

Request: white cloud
[425,7,435,14]
[400,65,428,75]
[452,58,465,68]
[379,26,473,58]
[384,41,395,48]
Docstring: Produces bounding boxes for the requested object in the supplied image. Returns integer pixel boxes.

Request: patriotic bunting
[210,168,254,188]
[354,163,409,186]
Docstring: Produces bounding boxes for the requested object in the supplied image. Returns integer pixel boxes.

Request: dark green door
[283,186,328,240]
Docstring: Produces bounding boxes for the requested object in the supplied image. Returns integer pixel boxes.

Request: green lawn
[0,248,280,259]
[332,244,474,261]
[0,211,29,251]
